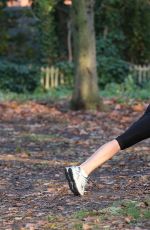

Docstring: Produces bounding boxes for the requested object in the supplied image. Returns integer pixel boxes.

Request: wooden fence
[41,66,73,90]
[129,64,150,84]
[40,64,150,89]
[40,66,64,89]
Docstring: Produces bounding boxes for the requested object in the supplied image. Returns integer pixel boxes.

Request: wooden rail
[40,64,150,89]
[41,66,66,89]
[130,64,150,84]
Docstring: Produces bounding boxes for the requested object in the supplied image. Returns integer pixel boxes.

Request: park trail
[0,99,149,229]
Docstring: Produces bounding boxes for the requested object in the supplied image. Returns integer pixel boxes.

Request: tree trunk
[67,19,73,62]
[71,0,102,110]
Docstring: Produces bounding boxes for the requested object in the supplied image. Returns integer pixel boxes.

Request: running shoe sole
[65,167,80,196]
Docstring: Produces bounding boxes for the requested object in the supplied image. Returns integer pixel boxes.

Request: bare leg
[80,139,120,176]
[65,105,150,195]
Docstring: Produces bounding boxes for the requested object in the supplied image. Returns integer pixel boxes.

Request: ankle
[79,166,88,178]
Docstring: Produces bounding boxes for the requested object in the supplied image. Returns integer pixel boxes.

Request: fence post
[41,67,44,87]
[54,67,59,87]
[40,65,72,89]
[45,67,50,90]
[60,72,65,85]
[130,64,150,84]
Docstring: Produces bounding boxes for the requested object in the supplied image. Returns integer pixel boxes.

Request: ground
[0,99,149,230]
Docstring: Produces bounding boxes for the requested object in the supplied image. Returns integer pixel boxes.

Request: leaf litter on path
[0,99,149,229]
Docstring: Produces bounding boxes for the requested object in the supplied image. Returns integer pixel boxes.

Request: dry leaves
[0,99,149,229]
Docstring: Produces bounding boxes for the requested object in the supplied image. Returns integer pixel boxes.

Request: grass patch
[22,133,60,142]
[0,87,72,102]
[45,199,149,229]
[47,215,57,222]
[144,210,150,219]
[0,79,149,104]
[73,199,150,228]
[101,78,150,100]
[74,210,90,220]
[100,200,150,223]
[73,223,83,230]
[119,201,141,220]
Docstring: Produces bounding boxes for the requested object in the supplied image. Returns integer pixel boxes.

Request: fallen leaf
[83,223,92,230]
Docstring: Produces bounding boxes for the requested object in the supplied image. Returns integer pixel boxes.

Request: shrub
[102,74,150,100]
[96,35,129,87]
[97,56,129,87]
[0,60,40,93]
[55,61,74,86]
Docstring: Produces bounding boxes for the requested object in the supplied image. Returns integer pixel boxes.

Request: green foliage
[144,210,150,219]
[0,0,7,7]
[56,61,74,85]
[74,210,90,220]
[95,1,129,85]
[96,34,129,86]
[72,200,149,229]
[95,0,150,65]
[0,1,8,56]
[73,223,83,230]
[119,201,141,220]
[33,0,58,65]
[0,60,40,93]
[122,0,150,64]
[102,75,150,100]
[97,57,129,87]
[0,0,149,91]
[47,215,57,222]
[0,6,39,63]
[102,200,150,223]
[0,76,149,101]
[0,86,72,102]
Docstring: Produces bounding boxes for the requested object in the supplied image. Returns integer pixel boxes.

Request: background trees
[95,0,150,86]
[0,0,149,103]
[33,0,58,65]
[71,0,101,110]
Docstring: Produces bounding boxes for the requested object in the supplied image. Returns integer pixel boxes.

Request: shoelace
[77,169,100,190]
[78,170,88,182]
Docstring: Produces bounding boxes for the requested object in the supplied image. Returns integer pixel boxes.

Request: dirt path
[0,100,149,229]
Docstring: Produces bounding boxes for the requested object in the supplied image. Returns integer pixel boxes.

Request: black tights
[116,104,150,150]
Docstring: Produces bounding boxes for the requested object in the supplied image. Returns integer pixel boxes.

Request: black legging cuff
[116,104,150,150]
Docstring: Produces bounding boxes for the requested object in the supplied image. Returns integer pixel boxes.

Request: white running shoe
[65,166,88,196]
